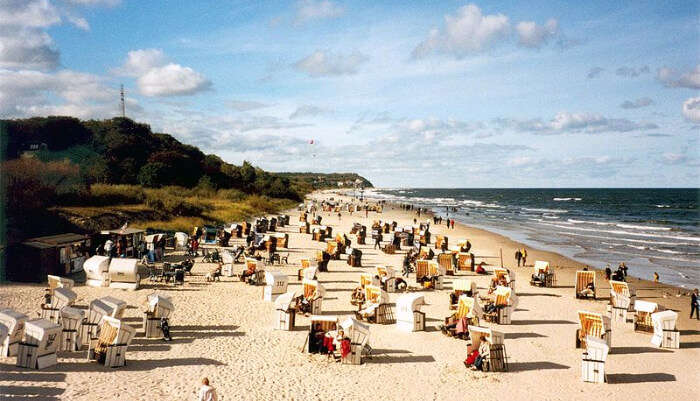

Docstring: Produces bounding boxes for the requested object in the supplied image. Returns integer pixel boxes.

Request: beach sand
[1,190,698,401]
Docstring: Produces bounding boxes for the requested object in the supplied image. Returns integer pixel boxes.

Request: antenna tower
[120,84,126,117]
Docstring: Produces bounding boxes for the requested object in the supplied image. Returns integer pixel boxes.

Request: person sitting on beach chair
[205,264,221,282]
[475,262,487,275]
[297,286,322,315]
[472,336,490,371]
[580,281,595,298]
[309,323,326,354]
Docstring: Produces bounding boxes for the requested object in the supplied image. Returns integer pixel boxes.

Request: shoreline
[358,188,698,289]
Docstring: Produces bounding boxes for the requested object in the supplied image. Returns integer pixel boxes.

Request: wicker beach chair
[530,261,555,287]
[88,316,135,368]
[575,271,596,299]
[633,300,657,333]
[438,252,455,276]
[457,252,474,272]
[302,279,325,315]
[467,325,507,372]
[576,311,611,349]
[450,279,477,309]
[357,285,393,324]
[396,293,425,332]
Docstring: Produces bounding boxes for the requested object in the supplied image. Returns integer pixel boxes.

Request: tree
[137,162,169,187]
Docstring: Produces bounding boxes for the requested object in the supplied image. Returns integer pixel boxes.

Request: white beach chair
[83,255,111,287]
[609,280,635,323]
[88,316,135,368]
[302,279,325,315]
[358,285,393,324]
[396,293,426,332]
[651,310,679,349]
[59,306,84,352]
[47,275,74,293]
[274,291,298,331]
[0,309,28,357]
[531,261,555,287]
[340,317,370,365]
[263,270,289,302]
[485,286,516,325]
[16,319,62,369]
[577,311,612,349]
[467,325,507,372]
[633,300,658,332]
[41,287,77,324]
[221,250,235,277]
[143,294,175,338]
[108,258,142,290]
[582,335,609,383]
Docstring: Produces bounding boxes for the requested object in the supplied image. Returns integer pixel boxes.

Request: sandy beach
[1,190,698,401]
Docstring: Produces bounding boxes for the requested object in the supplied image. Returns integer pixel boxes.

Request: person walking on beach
[515,249,522,267]
[338,212,342,221]
[605,265,612,280]
[691,289,699,320]
[521,248,527,266]
[198,378,218,401]
[653,272,659,283]
[450,219,455,229]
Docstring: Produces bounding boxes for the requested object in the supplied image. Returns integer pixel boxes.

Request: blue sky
[1,0,698,187]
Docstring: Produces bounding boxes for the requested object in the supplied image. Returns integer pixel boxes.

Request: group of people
[604,262,629,281]
[514,248,528,267]
[308,323,352,361]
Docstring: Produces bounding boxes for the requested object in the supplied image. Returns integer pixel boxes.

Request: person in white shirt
[198,377,218,401]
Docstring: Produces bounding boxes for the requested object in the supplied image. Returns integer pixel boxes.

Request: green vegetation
[1,116,371,243]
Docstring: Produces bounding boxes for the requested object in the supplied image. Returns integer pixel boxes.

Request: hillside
[278,172,373,192]
[0,116,368,243]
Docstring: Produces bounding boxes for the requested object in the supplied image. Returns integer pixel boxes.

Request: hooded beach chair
[84,255,111,287]
[494,268,515,290]
[457,252,474,272]
[582,335,609,383]
[80,296,127,346]
[41,287,77,324]
[576,311,611,349]
[245,258,265,285]
[274,291,298,331]
[633,300,658,332]
[450,279,477,309]
[0,309,28,357]
[438,252,455,276]
[88,316,135,368]
[396,293,425,332]
[359,272,379,289]
[47,275,74,294]
[306,315,339,353]
[530,261,555,287]
[609,280,635,323]
[575,271,596,299]
[485,286,517,325]
[59,306,84,351]
[445,295,482,337]
[467,325,507,372]
[263,270,289,302]
[143,294,174,338]
[340,317,370,365]
[358,285,393,324]
[651,310,679,348]
[16,318,62,369]
[376,266,398,292]
[326,240,340,260]
[435,235,448,250]
[302,279,325,315]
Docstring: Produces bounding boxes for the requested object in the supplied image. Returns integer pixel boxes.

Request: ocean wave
[522,207,568,214]
[554,230,696,247]
[656,204,670,208]
[616,223,672,231]
[546,223,700,242]
[553,197,582,201]
[567,219,613,226]
[542,214,559,219]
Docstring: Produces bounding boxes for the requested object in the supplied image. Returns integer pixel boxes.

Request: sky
[1,0,698,188]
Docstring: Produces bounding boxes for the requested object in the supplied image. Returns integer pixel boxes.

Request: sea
[363,188,700,288]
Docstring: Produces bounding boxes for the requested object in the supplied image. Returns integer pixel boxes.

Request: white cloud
[620,97,654,109]
[229,100,270,112]
[657,65,700,89]
[497,112,658,135]
[412,4,510,59]
[294,50,368,77]
[516,18,558,48]
[65,0,121,5]
[66,15,90,30]
[117,49,211,96]
[0,0,61,28]
[615,65,650,78]
[0,25,60,70]
[289,105,331,119]
[682,97,700,123]
[0,68,125,119]
[586,67,604,79]
[295,0,344,24]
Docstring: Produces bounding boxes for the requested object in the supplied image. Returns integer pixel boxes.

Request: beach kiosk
[99,228,145,258]
[396,293,425,332]
[263,270,289,302]
[16,318,62,369]
[0,309,28,357]
[7,233,91,282]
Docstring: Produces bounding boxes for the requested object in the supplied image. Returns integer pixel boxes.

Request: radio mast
[120,84,126,117]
